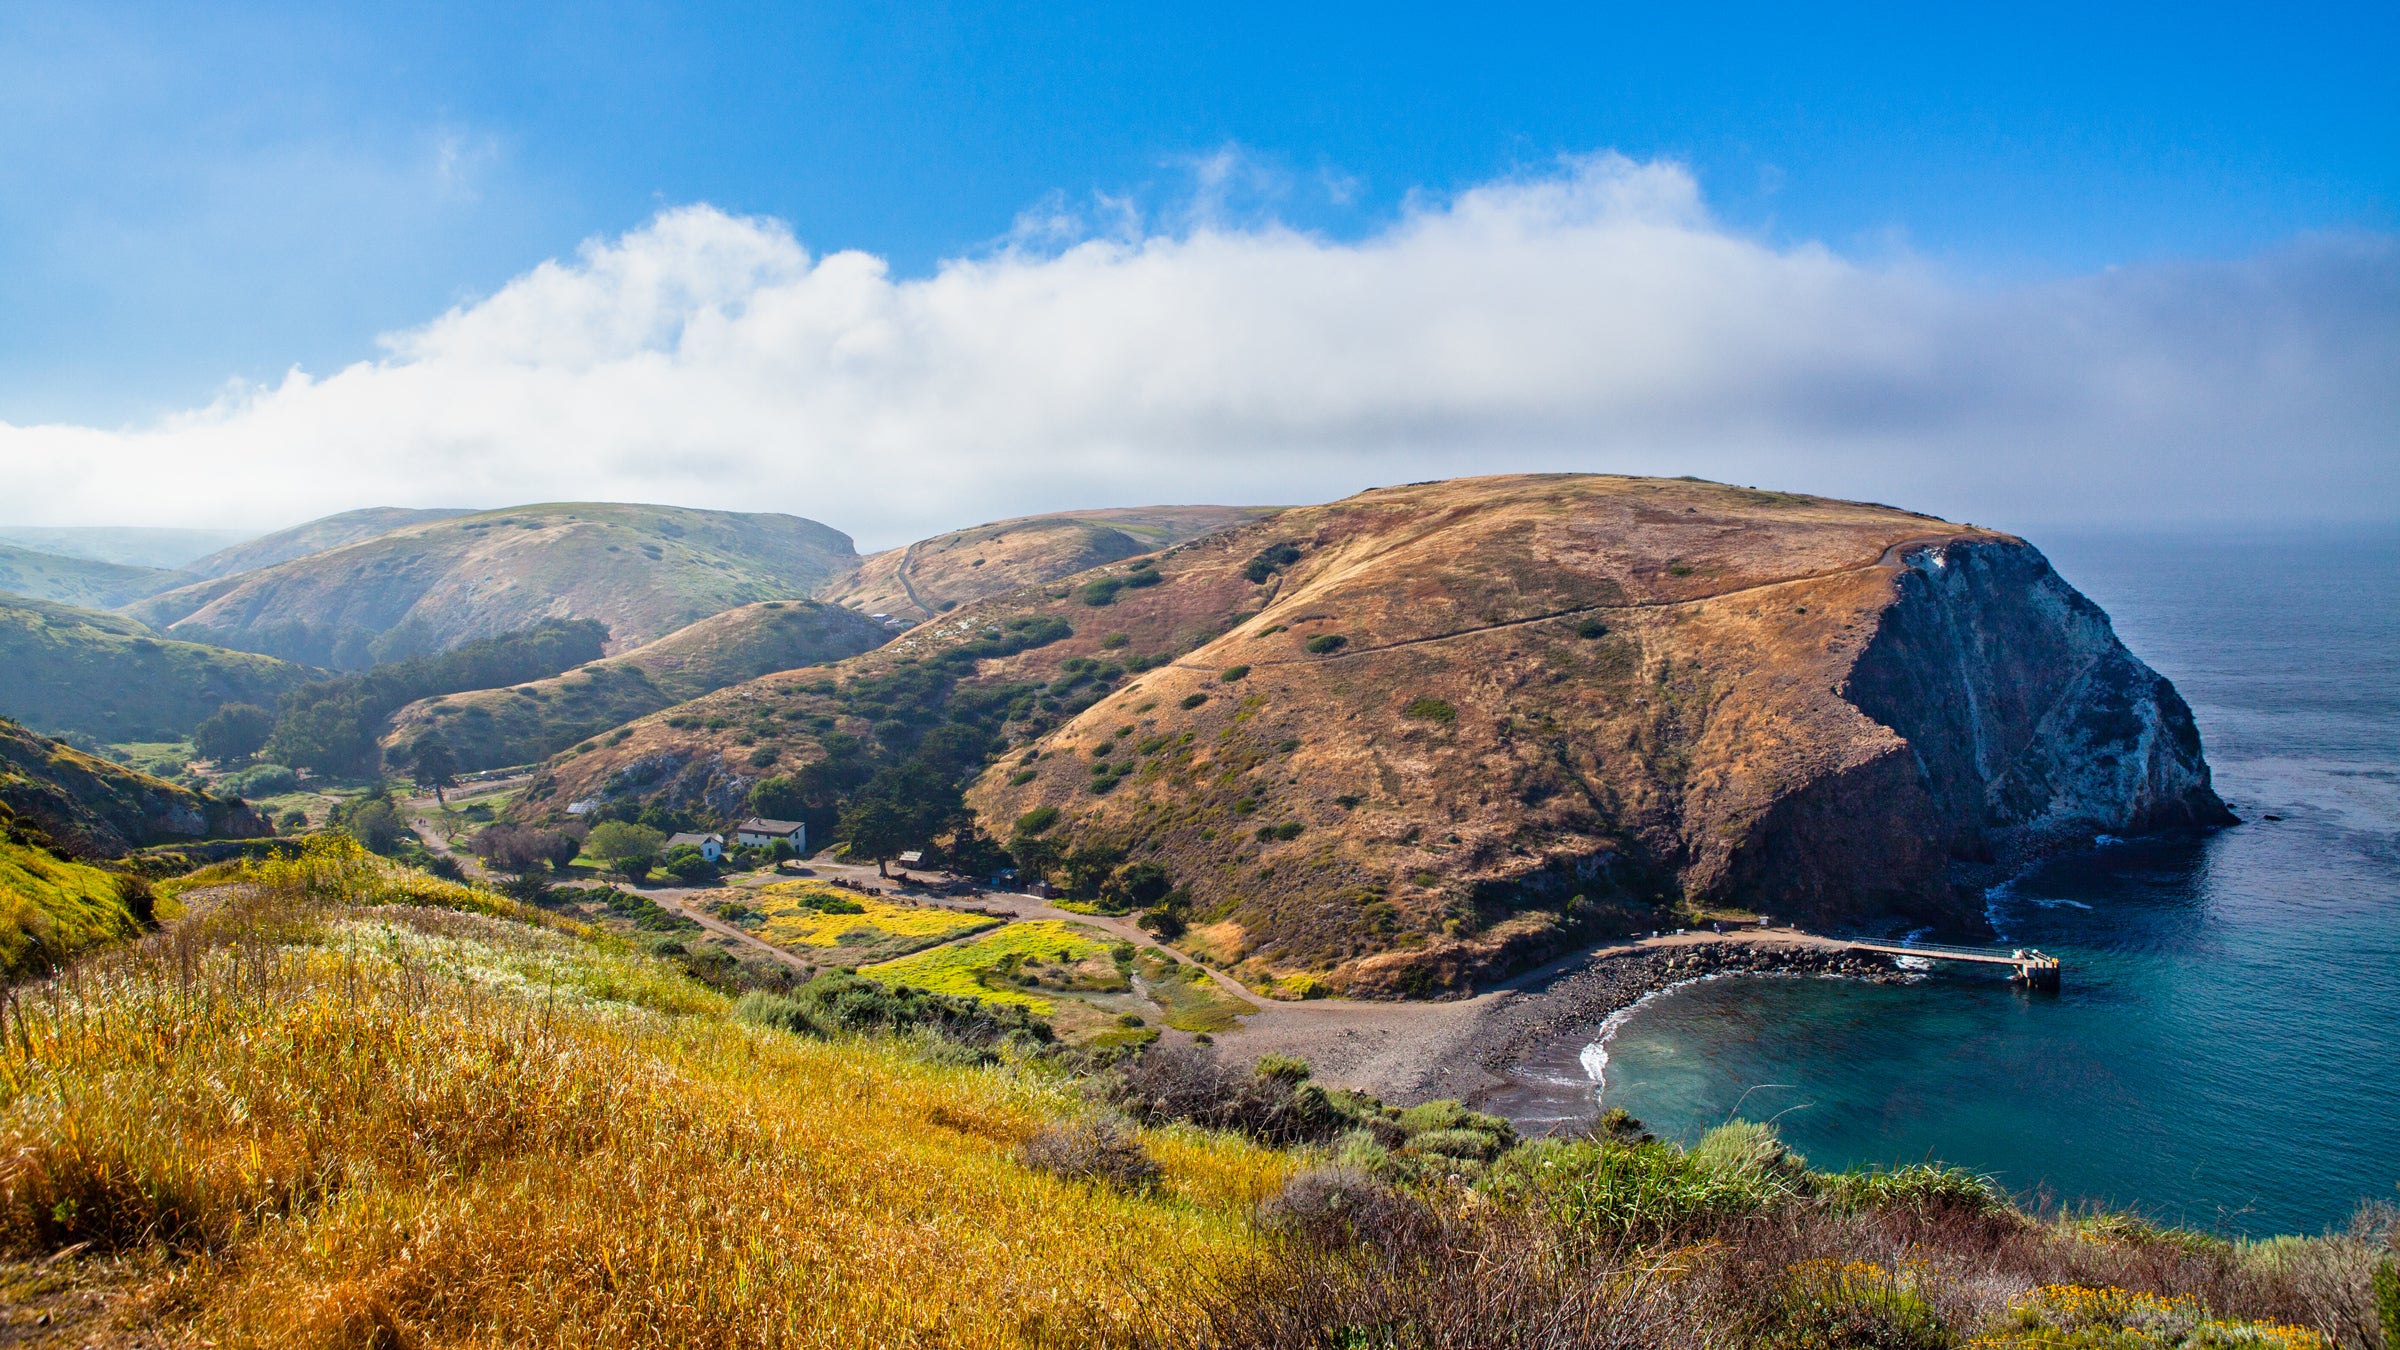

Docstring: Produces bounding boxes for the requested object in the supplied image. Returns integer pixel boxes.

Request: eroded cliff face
[1708,539,2231,933]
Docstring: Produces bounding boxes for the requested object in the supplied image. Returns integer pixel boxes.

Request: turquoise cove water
[1591,526,2400,1237]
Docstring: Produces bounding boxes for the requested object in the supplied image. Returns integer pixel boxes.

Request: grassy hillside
[0,837,2381,1347]
[0,525,248,570]
[0,541,189,608]
[818,505,1270,624]
[0,717,268,856]
[520,475,2035,994]
[0,595,315,741]
[179,505,473,579]
[383,599,892,771]
[127,502,859,668]
[0,801,149,979]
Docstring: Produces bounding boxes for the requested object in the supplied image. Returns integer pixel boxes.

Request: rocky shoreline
[1422,938,1912,1126]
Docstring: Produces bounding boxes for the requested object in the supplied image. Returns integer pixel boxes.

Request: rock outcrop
[0,719,269,857]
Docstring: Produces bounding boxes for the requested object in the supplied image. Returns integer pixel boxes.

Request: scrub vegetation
[0,837,2390,1348]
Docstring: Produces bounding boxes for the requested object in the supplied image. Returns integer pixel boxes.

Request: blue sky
[4,0,2391,425]
[0,2,2392,537]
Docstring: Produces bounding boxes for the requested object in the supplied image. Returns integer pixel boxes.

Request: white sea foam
[1576,972,1729,1107]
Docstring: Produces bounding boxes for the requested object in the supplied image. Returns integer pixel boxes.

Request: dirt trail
[1176,533,1969,675]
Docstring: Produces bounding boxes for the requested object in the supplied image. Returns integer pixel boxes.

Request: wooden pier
[1844,939,2062,990]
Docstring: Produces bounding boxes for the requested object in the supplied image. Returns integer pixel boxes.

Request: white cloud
[5,152,2393,546]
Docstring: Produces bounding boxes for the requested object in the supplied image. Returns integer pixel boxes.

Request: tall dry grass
[0,839,1287,1347]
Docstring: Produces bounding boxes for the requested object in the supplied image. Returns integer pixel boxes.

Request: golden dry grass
[0,838,1288,1347]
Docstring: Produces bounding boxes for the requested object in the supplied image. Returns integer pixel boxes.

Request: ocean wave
[1577,972,1730,1106]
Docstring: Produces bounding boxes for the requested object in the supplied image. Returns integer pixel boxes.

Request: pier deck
[1844,939,2063,989]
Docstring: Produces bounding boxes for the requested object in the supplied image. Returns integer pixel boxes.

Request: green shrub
[1015,806,1061,836]
[1219,665,1250,683]
[2374,1258,2399,1350]
[1243,543,1303,584]
[1576,618,1608,639]
[1758,1259,1950,1350]
[1304,634,1347,654]
[1100,633,1130,648]
[1180,693,1209,710]
[1124,568,1163,589]
[1401,697,1456,722]
[1824,1164,2001,1214]
[1077,577,1126,607]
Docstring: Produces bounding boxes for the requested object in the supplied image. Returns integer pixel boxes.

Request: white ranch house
[734,817,807,852]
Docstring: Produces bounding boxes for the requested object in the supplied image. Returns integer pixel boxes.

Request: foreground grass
[0,839,1284,1347]
[1,837,2390,1348]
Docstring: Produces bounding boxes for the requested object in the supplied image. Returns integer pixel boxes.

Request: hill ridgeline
[126,503,859,668]
[513,475,2226,994]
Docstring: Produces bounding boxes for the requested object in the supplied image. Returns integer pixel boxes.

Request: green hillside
[0,540,190,607]
[383,599,892,770]
[0,718,268,857]
[180,505,472,579]
[0,801,148,979]
[129,502,858,668]
[0,595,316,741]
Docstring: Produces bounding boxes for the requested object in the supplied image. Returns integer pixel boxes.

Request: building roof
[896,851,924,865]
[665,832,723,848]
[736,817,806,835]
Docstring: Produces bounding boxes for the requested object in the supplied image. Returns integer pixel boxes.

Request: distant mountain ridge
[0,541,190,608]
[0,525,249,570]
[127,503,859,669]
[181,507,474,579]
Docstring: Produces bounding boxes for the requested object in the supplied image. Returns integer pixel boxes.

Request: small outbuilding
[665,831,724,863]
[735,817,807,853]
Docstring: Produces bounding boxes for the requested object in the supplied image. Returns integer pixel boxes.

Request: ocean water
[1589,526,2400,1237]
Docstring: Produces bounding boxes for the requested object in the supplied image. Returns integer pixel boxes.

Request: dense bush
[192,702,275,763]
[1017,1115,1160,1192]
[1304,634,1348,654]
[1402,696,1457,723]
[470,823,581,875]
[1244,543,1304,584]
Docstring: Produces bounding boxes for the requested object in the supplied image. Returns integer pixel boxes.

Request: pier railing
[1843,938,2062,989]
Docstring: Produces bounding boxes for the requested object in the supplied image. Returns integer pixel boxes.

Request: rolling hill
[381,599,893,771]
[0,718,268,857]
[815,506,1271,624]
[179,505,474,579]
[514,475,2226,995]
[126,503,860,668]
[0,595,317,741]
[0,541,190,607]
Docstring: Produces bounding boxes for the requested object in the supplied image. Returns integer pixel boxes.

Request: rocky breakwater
[1441,938,1908,1128]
